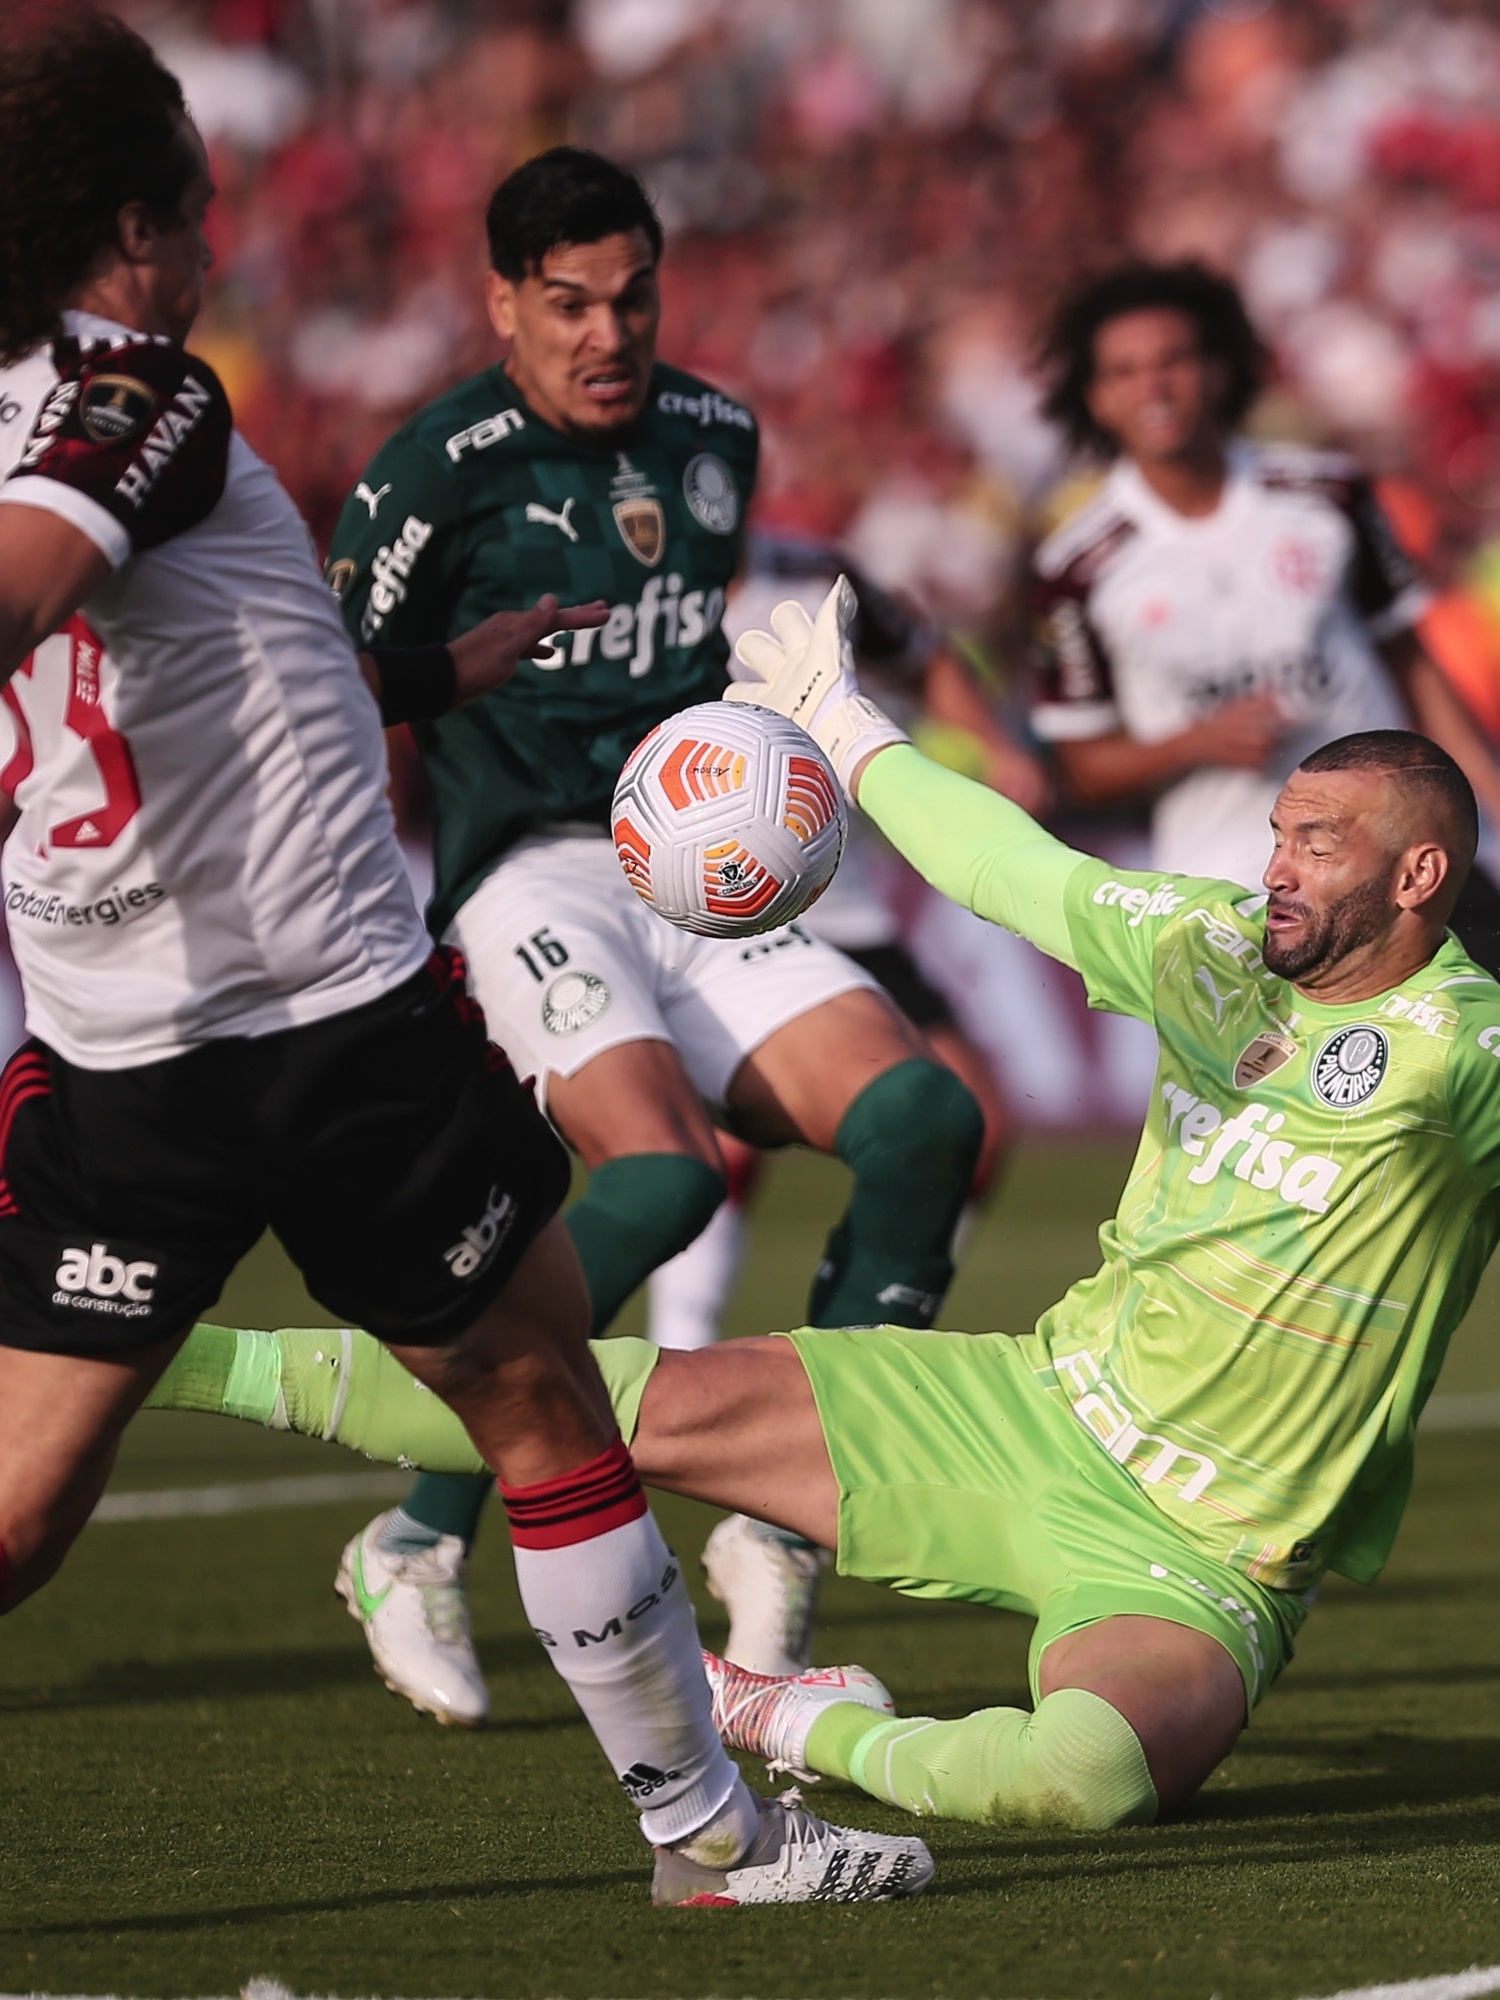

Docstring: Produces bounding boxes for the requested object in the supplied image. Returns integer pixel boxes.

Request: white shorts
[446,832,879,1108]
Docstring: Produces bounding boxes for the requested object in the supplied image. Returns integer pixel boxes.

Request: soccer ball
[611,701,846,937]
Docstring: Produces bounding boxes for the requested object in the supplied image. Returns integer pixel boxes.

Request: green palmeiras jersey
[860,746,1500,1595]
[326,361,758,932]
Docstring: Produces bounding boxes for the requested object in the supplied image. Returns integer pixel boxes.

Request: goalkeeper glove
[726,575,908,796]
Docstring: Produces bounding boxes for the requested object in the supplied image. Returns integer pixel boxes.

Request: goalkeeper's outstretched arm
[728,577,1087,968]
[854,743,1086,969]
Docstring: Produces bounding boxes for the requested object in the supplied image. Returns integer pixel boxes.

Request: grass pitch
[5,1142,1500,1998]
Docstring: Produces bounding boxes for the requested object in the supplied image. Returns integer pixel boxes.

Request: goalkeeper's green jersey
[861,746,1500,1593]
[326,362,758,932]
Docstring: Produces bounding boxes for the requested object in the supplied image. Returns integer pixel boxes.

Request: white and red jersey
[1029,442,1429,889]
[0,311,428,1068]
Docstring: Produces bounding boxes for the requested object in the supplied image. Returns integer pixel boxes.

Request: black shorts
[843,942,956,1032]
[0,950,571,1357]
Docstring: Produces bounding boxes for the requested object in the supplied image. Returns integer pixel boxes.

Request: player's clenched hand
[728,576,908,796]
[449,594,608,704]
[1185,692,1285,772]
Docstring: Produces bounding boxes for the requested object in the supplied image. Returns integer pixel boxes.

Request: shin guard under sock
[809,1058,983,1331]
[805,1686,1157,1830]
[500,1436,755,1850]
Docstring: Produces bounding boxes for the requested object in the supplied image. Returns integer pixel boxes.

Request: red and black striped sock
[498,1435,647,1549]
[499,1435,749,1850]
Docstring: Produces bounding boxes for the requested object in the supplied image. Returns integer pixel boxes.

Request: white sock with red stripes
[499,1436,758,1856]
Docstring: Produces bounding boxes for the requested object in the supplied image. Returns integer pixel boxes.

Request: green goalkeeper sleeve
[857,744,1085,967]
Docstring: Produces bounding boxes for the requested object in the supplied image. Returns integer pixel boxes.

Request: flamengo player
[0,12,930,1907]
[161,585,1500,1835]
[324,148,982,1721]
[1029,259,1500,959]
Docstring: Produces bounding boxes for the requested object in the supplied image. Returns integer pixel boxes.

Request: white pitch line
[1298,1967,1500,2000]
[93,1469,408,1522]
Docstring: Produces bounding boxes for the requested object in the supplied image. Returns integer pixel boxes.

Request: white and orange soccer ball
[611,701,846,937]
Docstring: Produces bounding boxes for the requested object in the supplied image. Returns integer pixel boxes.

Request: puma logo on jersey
[355,481,391,519]
[54,1242,157,1308]
[1161,1085,1341,1213]
[444,1184,515,1279]
[525,497,579,542]
[1195,967,1241,1025]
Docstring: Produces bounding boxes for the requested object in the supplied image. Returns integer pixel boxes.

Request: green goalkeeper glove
[726,575,908,797]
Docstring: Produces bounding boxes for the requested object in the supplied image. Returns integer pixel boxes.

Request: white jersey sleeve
[0,314,429,1069]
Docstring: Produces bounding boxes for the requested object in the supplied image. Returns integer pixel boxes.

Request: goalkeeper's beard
[1262,877,1391,981]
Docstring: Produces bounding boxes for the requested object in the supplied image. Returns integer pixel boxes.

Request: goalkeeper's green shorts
[784,1324,1309,1712]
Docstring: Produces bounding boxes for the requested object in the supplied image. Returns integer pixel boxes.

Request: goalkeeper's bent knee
[805,1687,1157,1830]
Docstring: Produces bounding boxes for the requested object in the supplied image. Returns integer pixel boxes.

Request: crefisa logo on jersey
[682,453,739,535]
[1311,1024,1388,1109]
[80,374,157,444]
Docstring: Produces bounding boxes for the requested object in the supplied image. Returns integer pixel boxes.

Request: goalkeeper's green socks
[804,1686,1157,1830]
[146,1324,486,1472]
[147,1325,664,1471]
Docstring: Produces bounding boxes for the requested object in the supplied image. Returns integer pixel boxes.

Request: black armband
[369,644,458,725]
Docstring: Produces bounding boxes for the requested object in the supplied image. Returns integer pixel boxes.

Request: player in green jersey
[322,151,983,1724]
[150,577,1500,1834]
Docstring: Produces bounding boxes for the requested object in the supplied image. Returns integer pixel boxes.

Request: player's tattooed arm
[362,593,607,723]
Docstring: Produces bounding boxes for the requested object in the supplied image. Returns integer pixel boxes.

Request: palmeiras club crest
[1311,1023,1389,1109]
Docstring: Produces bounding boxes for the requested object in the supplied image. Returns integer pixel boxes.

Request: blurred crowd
[108,0,1500,725]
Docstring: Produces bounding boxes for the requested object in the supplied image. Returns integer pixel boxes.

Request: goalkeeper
[152,582,1500,1831]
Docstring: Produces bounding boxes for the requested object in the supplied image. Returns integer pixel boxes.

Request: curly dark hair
[486,147,663,281]
[1037,260,1269,459]
[0,5,195,365]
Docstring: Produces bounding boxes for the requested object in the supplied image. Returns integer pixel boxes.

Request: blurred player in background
[325,147,983,1724]
[0,9,945,1909]
[1029,260,1500,971]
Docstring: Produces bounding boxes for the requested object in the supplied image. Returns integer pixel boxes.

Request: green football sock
[396,1152,725,1546]
[147,1325,486,1472]
[147,1325,665,1473]
[804,1686,1157,1830]
[809,1058,983,1331]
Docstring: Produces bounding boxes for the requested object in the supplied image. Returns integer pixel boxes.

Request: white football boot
[702,1648,895,1780]
[335,1512,489,1727]
[701,1513,829,1675]
[651,1788,933,1905]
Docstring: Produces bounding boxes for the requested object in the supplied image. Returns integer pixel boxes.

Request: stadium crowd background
[24,0,1500,1118]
